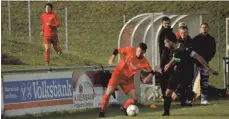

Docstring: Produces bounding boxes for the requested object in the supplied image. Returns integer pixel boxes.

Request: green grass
[4,99,229,119]
[1,1,229,70]
[1,35,106,69]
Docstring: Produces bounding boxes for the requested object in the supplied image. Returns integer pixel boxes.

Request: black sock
[164,96,171,114]
[179,91,186,106]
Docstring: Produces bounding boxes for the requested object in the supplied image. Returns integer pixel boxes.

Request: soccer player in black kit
[162,26,218,116]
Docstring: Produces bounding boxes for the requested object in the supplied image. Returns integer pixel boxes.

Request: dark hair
[45,3,53,10]
[201,23,209,27]
[164,33,177,43]
[139,43,147,51]
[162,16,170,22]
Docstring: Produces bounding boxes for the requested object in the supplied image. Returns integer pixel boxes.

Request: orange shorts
[108,70,135,94]
[44,35,59,45]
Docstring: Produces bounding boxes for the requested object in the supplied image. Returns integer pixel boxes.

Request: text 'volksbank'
[4,78,73,104]
[32,80,72,99]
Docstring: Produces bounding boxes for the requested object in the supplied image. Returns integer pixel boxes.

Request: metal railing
[1,65,116,74]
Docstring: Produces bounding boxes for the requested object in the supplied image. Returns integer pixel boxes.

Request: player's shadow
[1,53,26,65]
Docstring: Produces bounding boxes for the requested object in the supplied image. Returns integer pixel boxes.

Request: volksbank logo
[21,82,33,100]
[33,80,72,99]
[20,79,72,100]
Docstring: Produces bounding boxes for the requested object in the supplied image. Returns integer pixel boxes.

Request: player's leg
[163,72,180,116]
[124,89,137,108]
[160,75,169,99]
[178,83,187,106]
[101,86,116,111]
[199,67,210,104]
[43,36,51,66]
[99,85,116,117]
[120,81,136,116]
[51,35,62,55]
[163,88,173,116]
[160,75,171,115]
[99,71,120,117]
[177,73,187,106]
[184,76,195,105]
[180,70,195,106]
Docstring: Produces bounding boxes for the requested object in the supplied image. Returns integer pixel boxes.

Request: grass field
[3,99,229,119]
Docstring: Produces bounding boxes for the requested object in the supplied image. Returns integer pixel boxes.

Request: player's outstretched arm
[142,63,155,84]
[192,52,218,75]
[108,55,116,65]
[142,72,154,84]
[108,47,128,65]
[108,49,118,65]
[164,58,174,72]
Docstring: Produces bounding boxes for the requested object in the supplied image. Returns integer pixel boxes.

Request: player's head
[136,43,147,59]
[200,23,209,34]
[161,16,171,28]
[179,26,189,39]
[178,22,187,27]
[164,37,174,49]
[45,3,53,13]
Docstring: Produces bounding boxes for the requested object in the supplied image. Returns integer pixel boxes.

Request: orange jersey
[176,31,180,40]
[41,12,60,37]
[115,47,153,78]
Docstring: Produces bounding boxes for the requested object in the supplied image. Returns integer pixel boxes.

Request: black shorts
[167,71,194,90]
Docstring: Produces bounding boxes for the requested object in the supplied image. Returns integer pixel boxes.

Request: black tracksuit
[192,33,216,64]
[168,37,195,90]
[160,47,174,114]
[158,27,176,57]
[160,47,174,97]
[164,37,196,114]
[176,37,196,104]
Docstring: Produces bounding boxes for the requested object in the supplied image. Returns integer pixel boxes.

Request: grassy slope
[1,1,229,69]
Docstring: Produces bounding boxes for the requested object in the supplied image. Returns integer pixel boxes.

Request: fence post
[199,14,202,26]
[123,15,126,26]
[65,7,68,51]
[224,18,229,89]
[28,0,31,42]
[218,17,221,71]
[8,0,11,35]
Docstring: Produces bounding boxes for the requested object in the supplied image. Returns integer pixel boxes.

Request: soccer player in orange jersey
[99,43,155,117]
[40,3,62,66]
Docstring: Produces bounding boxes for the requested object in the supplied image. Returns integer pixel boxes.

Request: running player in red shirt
[40,3,62,66]
[99,43,155,117]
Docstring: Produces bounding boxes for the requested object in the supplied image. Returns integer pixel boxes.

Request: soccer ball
[126,105,139,116]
